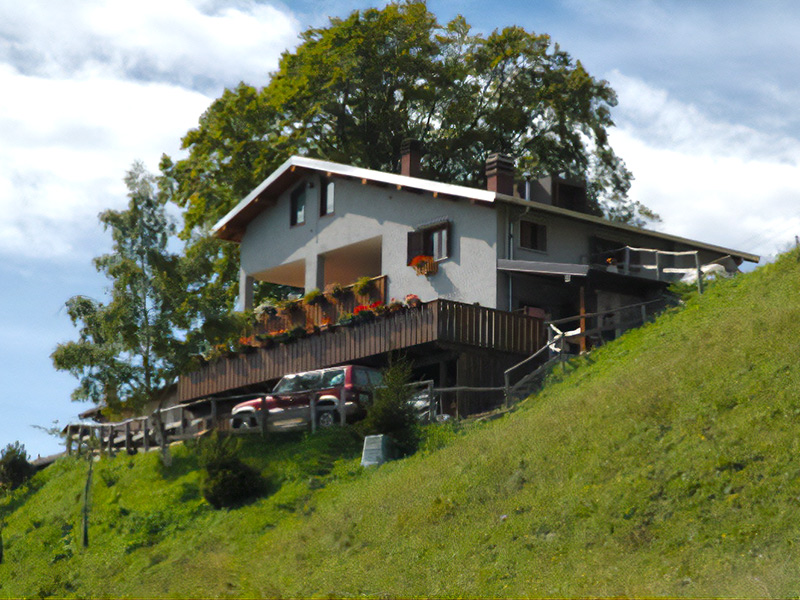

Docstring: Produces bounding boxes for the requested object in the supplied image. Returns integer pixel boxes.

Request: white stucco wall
[240,175,499,307]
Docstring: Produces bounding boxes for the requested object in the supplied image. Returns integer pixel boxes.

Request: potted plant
[303,288,326,307]
[255,333,275,349]
[290,325,308,339]
[387,298,404,313]
[405,294,421,309]
[353,304,376,323]
[327,282,346,301]
[353,276,374,296]
[410,255,437,276]
[337,312,356,327]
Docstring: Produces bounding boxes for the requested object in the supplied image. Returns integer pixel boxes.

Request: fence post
[210,399,218,430]
[310,398,317,434]
[695,252,704,294]
[107,427,115,457]
[427,380,435,422]
[260,396,267,437]
[66,426,73,456]
[125,422,132,455]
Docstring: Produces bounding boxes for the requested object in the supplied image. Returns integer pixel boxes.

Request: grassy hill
[4,251,800,597]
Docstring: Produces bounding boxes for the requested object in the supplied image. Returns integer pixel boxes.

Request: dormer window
[290,185,306,226]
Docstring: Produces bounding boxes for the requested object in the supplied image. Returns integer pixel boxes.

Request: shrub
[0,441,35,492]
[196,433,266,509]
[358,359,419,456]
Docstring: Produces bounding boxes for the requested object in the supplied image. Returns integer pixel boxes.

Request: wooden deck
[178,299,544,402]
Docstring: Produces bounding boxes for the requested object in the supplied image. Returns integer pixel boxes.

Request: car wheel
[317,410,338,428]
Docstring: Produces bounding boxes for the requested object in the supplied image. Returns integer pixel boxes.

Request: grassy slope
[5,252,800,597]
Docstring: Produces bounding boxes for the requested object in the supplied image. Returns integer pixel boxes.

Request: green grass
[5,251,800,597]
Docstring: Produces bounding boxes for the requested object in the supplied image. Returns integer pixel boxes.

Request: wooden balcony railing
[257,275,387,334]
[178,299,544,402]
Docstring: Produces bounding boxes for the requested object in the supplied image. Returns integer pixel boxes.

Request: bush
[196,433,266,509]
[0,441,35,492]
[358,359,419,456]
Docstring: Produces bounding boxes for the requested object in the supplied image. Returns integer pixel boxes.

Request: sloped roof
[212,156,759,263]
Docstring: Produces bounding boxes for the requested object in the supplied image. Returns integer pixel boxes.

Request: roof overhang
[212,155,760,265]
[495,194,760,265]
[498,259,589,278]
[212,156,496,242]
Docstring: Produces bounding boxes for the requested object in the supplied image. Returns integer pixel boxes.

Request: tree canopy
[165,1,655,243]
[51,163,187,413]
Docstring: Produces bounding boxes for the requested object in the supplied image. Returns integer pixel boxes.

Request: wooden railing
[178,299,545,402]
[257,275,387,335]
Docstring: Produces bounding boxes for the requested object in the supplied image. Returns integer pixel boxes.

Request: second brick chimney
[400,138,422,178]
[485,153,515,196]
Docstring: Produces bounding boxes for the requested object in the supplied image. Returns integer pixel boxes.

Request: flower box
[410,255,437,276]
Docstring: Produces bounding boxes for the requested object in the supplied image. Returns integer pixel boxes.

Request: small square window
[519,220,546,252]
[320,178,335,217]
[407,221,451,264]
[290,185,306,226]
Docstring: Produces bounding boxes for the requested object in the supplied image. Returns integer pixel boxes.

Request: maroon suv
[230,365,383,430]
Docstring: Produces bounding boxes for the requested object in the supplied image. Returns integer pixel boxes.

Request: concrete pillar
[238,268,254,311]
[305,254,325,292]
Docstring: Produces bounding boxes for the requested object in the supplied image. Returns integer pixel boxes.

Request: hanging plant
[327,282,346,301]
[254,300,278,319]
[303,288,326,306]
[353,276,374,296]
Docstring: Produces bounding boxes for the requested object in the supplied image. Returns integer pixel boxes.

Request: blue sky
[2,0,799,459]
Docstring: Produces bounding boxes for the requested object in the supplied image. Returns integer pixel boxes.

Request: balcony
[178,298,545,403]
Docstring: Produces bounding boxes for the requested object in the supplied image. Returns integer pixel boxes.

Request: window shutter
[519,221,532,249]
[407,230,425,264]
[443,222,452,258]
[537,223,547,252]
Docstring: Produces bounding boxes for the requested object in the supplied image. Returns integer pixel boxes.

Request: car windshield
[273,371,322,393]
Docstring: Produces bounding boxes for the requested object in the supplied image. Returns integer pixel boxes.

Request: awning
[497,259,590,277]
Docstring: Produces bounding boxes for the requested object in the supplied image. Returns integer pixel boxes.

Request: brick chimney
[485,153,515,196]
[400,138,422,178]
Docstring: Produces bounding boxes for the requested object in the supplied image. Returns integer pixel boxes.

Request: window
[320,178,335,217]
[519,220,546,252]
[290,185,306,226]
[407,221,451,264]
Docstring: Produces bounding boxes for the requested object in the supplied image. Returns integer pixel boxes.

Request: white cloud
[608,71,800,262]
[0,64,213,259]
[0,0,300,261]
[0,0,299,92]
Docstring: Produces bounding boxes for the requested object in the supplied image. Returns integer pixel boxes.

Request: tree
[0,442,35,492]
[51,162,187,415]
[162,2,655,309]
[358,359,419,456]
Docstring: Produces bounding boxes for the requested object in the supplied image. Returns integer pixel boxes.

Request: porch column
[237,268,254,311]
[305,254,325,292]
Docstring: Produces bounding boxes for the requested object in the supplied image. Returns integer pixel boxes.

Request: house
[177,143,758,415]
